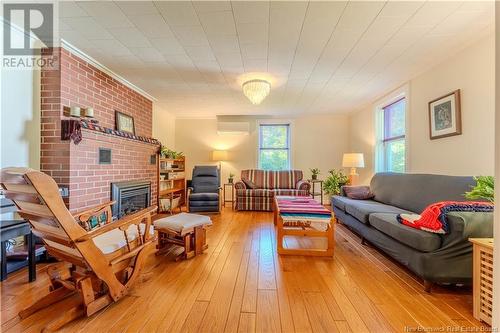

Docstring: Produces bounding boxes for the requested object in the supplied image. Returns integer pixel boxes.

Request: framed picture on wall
[428,89,461,140]
[115,111,135,134]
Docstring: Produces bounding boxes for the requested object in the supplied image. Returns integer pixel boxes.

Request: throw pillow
[243,179,258,189]
[343,186,374,200]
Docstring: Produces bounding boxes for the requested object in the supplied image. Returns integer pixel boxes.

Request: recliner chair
[187,166,221,213]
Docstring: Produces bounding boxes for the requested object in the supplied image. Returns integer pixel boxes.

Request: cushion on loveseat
[369,213,442,252]
[344,200,413,224]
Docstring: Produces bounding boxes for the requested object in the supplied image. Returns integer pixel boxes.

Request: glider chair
[187,166,221,213]
[0,168,157,332]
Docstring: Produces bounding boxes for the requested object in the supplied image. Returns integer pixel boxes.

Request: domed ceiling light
[242,79,271,105]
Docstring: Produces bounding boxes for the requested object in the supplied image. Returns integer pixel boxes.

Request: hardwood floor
[1,208,486,332]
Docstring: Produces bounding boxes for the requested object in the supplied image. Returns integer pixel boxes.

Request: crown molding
[61,39,156,102]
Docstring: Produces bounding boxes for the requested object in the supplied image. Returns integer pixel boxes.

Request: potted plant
[323,169,349,196]
[160,146,184,159]
[228,173,235,184]
[465,176,494,203]
[310,168,320,180]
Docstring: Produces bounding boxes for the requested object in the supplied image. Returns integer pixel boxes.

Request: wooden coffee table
[273,196,334,257]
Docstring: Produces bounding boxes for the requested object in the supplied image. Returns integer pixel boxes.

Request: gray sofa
[332,173,494,291]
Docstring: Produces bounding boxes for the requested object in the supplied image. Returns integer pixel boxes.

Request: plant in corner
[465,176,494,203]
[310,168,320,180]
[323,169,350,196]
[228,173,235,184]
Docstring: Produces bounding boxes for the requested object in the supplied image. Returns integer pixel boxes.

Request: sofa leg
[361,237,367,245]
[423,280,433,293]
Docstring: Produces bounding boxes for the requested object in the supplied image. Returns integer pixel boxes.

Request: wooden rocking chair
[0,168,157,332]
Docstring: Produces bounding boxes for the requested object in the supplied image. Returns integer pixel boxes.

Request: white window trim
[374,84,410,173]
[256,119,294,170]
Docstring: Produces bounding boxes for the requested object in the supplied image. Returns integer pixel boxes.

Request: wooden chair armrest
[75,206,157,242]
[73,201,115,218]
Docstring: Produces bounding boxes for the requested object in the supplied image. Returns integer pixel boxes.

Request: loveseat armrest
[296,180,310,192]
[441,211,494,248]
[234,181,246,190]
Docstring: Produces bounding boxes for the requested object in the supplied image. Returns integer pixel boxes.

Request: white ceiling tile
[208,34,240,53]
[60,2,88,18]
[184,45,217,62]
[240,43,267,60]
[150,38,186,56]
[193,1,232,13]
[91,39,133,57]
[171,25,209,47]
[130,47,165,63]
[155,2,199,26]
[198,11,237,36]
[108,28,152,48]
[62,17,114,40]
[129,14,175,39]
[116,1,159,16]
[232,1,269,24]
[77,2,134,29]
[237,23,268,45]
[216,52,243,68]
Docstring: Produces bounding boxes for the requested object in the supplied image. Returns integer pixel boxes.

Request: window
[377,98,406,172]
[258,124,290,170]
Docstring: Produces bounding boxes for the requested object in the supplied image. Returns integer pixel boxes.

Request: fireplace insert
[110,181,151,219]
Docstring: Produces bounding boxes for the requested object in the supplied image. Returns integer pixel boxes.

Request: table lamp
[212,150,228,184]
[342,153,364,185]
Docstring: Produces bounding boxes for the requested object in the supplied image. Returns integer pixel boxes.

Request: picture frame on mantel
[115,111,135,134]
[428,89,462,140]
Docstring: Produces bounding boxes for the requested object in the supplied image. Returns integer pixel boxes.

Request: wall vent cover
[98,148,112,164]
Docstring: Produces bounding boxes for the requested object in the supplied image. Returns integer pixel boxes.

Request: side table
[469,238,494,325]
[223,183,235,209]
[309,179,324,205]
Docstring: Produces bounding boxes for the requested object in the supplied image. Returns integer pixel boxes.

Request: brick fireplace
[40,47,159,212]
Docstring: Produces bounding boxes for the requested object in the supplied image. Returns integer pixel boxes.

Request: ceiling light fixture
[242,79,271,105]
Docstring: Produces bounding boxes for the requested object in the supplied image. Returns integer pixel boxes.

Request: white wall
[0,29,41,170]
[152,105,176,149]
[175,115,350,202]
[349,34,495,184]
[492,3,499,328]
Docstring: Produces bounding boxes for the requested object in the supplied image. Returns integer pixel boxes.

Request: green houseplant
[323,169,350,196]
[310,168,320,180]
[465,176,494,203]
[160,147,184,159]
[228,173,235,184]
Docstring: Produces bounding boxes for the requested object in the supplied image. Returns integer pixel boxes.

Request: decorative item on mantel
[61,118,160,145]
[82,107,94,118]
[69,106,81,117]
[61,119,82,144]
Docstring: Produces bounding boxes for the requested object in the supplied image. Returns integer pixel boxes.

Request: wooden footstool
[154,213,212,260]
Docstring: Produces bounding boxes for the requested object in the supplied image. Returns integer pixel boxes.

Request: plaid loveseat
[235,170,311,211]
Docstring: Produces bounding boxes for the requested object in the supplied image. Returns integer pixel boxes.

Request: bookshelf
[157,157,186,213]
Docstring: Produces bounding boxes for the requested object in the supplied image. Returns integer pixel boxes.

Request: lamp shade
[212,150,228,161]
[342,153,365,168]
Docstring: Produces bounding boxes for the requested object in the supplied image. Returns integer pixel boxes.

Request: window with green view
[381,98,406,172]
[258,124,290,170]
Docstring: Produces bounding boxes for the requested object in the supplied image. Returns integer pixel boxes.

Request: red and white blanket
[397,201,494,234]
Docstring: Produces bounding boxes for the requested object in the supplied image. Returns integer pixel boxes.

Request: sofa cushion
[189,192,219,201]
[332,196,358,211]
[369,213,442,252]
[370,173,477,213]
[344,200,412,224]
[240,170,303,189]
[236,189,273,197]
[273,189,309,196]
